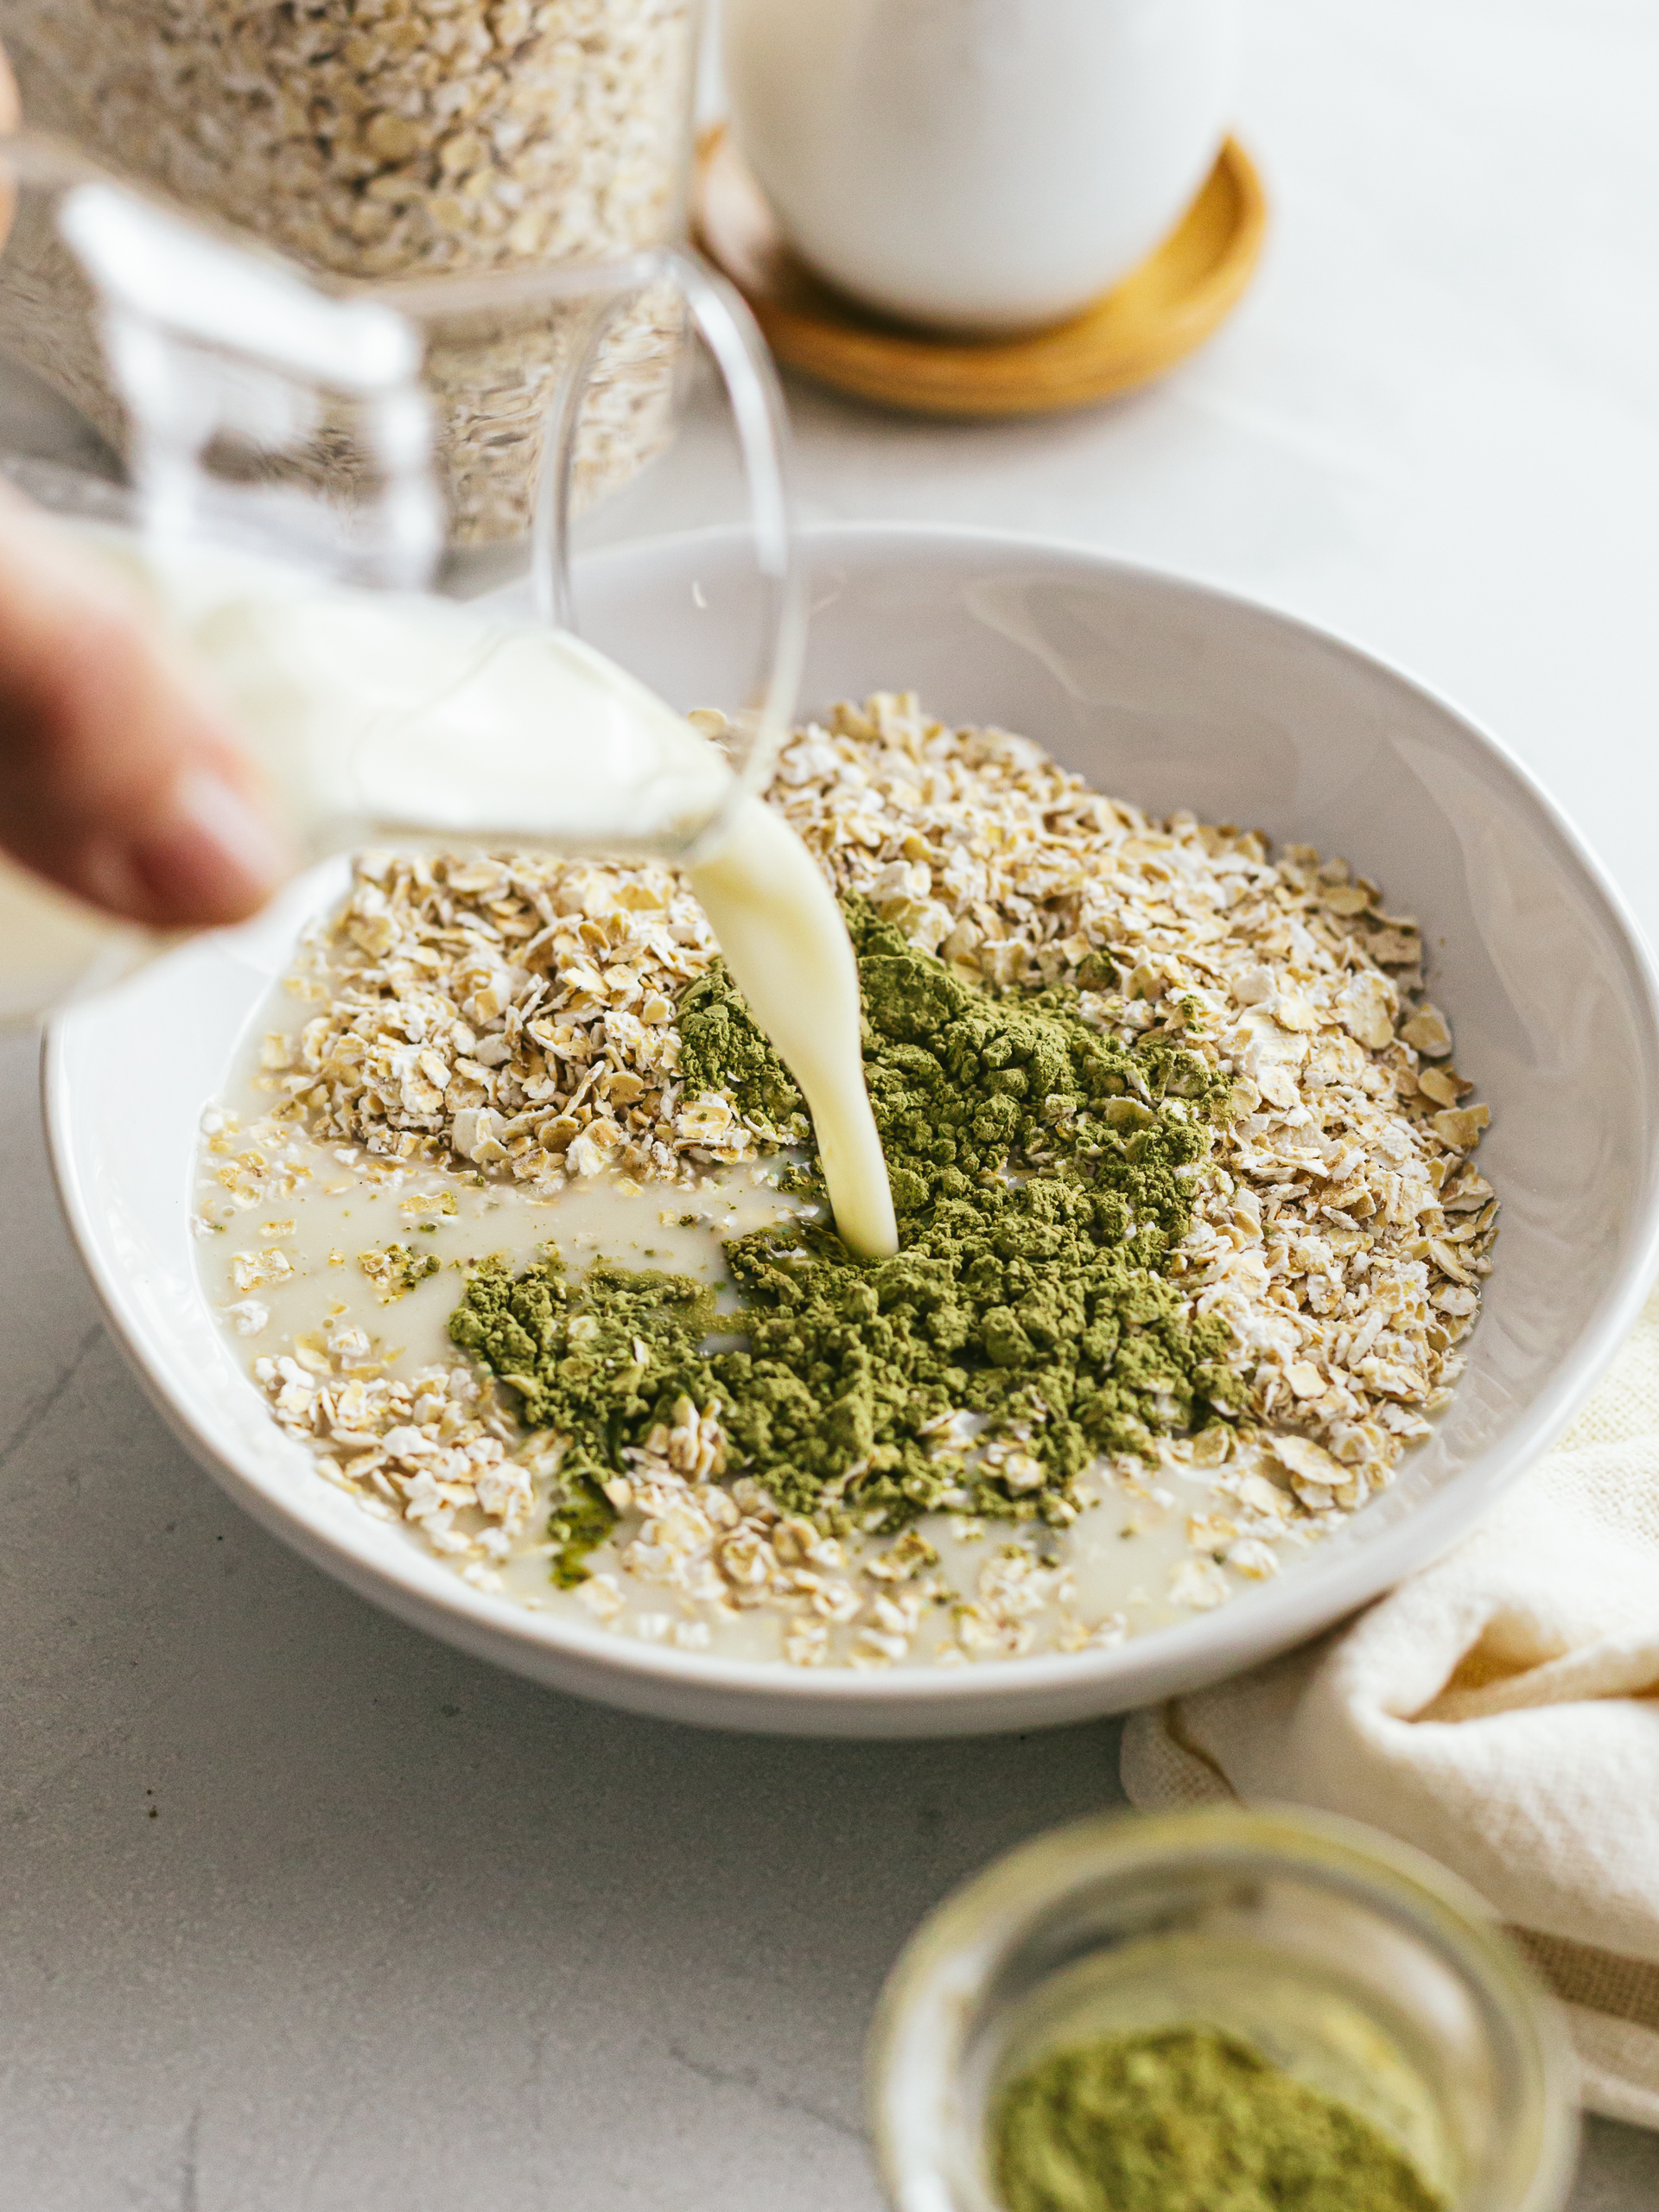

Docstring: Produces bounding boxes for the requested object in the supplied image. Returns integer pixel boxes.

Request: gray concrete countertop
[3,1014,1655,2205]
[5,0,1659,2201]
[0,1036,1128,2209]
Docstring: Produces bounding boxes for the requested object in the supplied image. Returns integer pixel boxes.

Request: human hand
[0,486,289,926]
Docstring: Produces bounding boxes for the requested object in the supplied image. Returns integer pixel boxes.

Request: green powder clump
[677,961,810,1144]
[451,1255,720,1585]
[992,2027,1446,2212]
[448,900,1238,1576]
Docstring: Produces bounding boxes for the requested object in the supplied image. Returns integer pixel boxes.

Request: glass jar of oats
[0,0,701,553]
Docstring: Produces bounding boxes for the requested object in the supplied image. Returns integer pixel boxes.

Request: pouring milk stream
[0,168,899,1259]
[0,531,899,1261]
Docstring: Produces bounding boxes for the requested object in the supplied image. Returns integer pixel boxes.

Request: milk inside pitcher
[0,135,804,1025]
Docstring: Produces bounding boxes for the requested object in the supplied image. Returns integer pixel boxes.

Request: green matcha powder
[448,899,1240,1584]
[992,2027,1446,2212]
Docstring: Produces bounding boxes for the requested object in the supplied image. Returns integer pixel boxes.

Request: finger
[0,44,19,256]
[0,491,291,927]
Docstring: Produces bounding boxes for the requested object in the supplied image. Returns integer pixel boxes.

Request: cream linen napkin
[1120,1282,1659,2128]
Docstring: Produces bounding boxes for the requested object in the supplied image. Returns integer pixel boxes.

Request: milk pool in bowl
[194,1007,1225,1672]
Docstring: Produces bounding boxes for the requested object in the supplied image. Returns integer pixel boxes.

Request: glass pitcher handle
[531,245,806,852]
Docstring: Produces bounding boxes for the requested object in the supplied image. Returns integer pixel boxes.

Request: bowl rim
[41,519,1659,1720]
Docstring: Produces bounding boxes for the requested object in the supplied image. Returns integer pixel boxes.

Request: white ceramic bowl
[44,525,1659,1737]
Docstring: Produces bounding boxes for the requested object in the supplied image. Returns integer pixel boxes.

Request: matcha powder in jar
[868,1809,1577,2212]
[991,2025,1446,2212]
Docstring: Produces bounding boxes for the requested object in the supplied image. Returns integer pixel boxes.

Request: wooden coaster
[693,126,1267,420]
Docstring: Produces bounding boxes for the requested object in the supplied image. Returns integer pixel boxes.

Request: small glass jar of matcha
[868,1804,1578,2212]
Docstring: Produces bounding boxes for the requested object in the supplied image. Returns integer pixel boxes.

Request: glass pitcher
[0,127,804,1022]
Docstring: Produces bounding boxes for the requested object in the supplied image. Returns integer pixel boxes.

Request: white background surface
[3,0,1659,2202]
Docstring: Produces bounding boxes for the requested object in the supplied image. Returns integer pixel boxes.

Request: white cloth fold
[1121,1284,1659,2128]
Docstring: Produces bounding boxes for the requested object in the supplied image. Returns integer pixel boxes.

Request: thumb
[0,491,291,927]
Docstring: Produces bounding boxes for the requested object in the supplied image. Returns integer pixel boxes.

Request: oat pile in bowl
[194,694,1497,1670]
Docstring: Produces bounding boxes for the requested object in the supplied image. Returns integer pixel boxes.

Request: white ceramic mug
[722,0,1242,335]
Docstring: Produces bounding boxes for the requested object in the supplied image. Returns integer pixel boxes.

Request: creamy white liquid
[98,532,737,859]
[3,530,898,1256]
[690,794,896,1262]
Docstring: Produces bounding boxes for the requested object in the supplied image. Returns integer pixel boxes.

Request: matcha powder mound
[449,899,1240,1580]
[991,2027,1446,2212]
